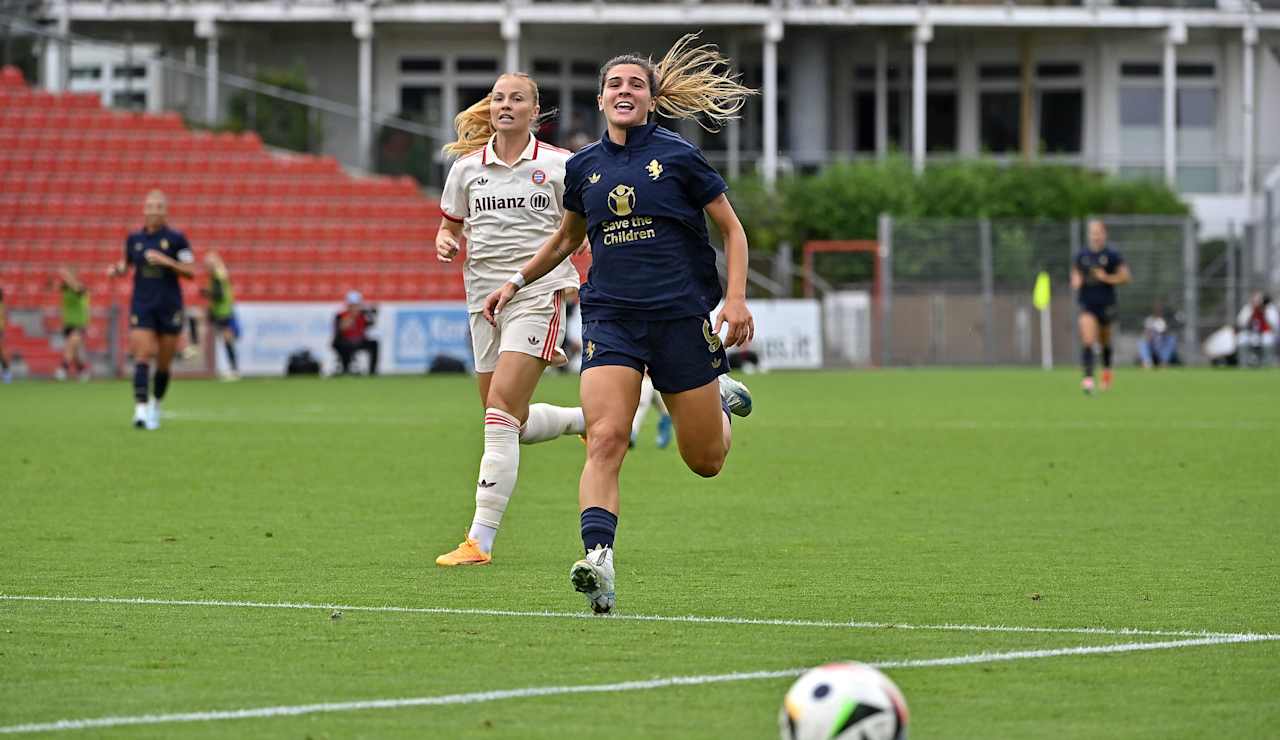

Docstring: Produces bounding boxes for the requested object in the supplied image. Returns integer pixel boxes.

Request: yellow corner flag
[1033,271,1051,311]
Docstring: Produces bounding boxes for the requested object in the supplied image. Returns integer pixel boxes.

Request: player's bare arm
[1070,265,1083,291]
[435,218,464,263]
[482,211,587,323]
[705,194,754,348]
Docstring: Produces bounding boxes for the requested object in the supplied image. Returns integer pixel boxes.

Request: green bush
[729,158,1188,255]
[227,65,317,153]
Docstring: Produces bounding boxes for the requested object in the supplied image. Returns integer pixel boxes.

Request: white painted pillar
[1242,24,1257,208]
[912,24,931,175]
[875,39,888,160]
[726,33,741,180]
[501,16,519,74]
[1162,23,1185,189]
[762,18,783,190]
[354,13,374,172]
[196,16,219,127]
[55,1,70,93]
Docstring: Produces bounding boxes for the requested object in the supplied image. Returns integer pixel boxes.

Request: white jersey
[440,134,581,312]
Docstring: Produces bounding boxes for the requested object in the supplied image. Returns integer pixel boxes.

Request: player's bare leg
[1078,313,1099,395]
[128,328,158,428]
[571,365,643,613]
[438,351,583,566]
[147,333,179,429]
[662,379,732,478]
[1099,323,1114,391]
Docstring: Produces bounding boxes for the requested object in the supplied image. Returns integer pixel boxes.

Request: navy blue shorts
[1080,303,1117,326]
[130,302,185,335]
[581,316,729,394]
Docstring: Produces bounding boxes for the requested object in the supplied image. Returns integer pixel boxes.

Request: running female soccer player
[433,72,590,567]
[1071,219,1131,394]
[107,190,196,429]
[484,35,756,612]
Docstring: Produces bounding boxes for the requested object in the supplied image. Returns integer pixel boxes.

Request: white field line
[0,634,1272,735]
[2,594,1276,641]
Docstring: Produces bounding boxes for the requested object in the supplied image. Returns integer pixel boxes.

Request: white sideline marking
[2,594,1275,641]
[0,634,1271,735]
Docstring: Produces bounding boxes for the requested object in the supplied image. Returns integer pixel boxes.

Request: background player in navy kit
[107,190,196,429]
[1071,219,1131,394]
[484,35,756,613]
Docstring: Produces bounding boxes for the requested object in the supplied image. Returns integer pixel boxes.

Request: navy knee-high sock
[133,362,150,402]
[580,507,617,554]
[1082,347,1095,378]
[1101,344,1113,369]
[153,370,170,401]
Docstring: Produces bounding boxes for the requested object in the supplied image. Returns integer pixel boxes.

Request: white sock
[632,375,655,438]
[134,402,146,417]
[469,407,521,553]
[520,403,585,444]
[653,388,669,416]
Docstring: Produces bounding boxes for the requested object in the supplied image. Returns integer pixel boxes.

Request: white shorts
[469,289,566,373]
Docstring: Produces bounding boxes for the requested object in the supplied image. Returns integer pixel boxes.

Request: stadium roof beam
[1163,21,1185,188]
[57,3,1280,30]
[194,14,217,126]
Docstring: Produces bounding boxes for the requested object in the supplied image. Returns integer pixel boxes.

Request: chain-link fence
[805,214,1270,368]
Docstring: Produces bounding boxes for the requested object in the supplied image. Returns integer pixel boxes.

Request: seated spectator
[332,291,379,375]
[1236,292,1278,368]
[1138,306,1178,369]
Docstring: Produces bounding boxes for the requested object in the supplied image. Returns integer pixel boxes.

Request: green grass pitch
[1,369,1278,738]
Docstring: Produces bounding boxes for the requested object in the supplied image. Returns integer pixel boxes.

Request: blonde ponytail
[598,33,756,134]
[443,95,496,156]
[654,33,756,132]
[442,73,556,156]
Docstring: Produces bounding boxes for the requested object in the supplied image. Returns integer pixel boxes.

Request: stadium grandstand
[1,0,1279,376]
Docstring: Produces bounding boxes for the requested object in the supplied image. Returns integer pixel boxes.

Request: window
[1119,88,1162,126]
[979,64,1020,80]
[456,58,498,73]
[571,61,598,77]
[69,66,101,81]
[926,92,957,152]
[111,91,146,109]
[399,85,443,127]
[112,65,146,80]
[1037,63,1081,79]
[400,57,442,73]
[1177,88,1216,128]
[532,59,561,76]
[1040,90,1082,153]
[980,92,1020,153]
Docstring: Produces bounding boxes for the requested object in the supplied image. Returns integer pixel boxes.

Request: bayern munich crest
[531,169,547,185]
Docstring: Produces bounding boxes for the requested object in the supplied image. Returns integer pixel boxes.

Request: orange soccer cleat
[435,536,492,566]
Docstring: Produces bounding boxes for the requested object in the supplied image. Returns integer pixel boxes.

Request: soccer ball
[778,662,909,740]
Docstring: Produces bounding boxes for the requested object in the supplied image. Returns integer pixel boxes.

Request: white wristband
[508,272,526,289]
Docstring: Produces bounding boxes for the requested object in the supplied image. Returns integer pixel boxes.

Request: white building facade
[40,1,1280,221]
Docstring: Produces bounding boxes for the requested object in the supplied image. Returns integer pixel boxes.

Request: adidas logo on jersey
[475,177,489,186]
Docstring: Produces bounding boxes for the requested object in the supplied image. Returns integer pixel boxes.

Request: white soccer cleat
[54,367,67,381]
[132,405,147,429]
[145,400,161,431]
[718,374,753,417]
[570,545,616,614]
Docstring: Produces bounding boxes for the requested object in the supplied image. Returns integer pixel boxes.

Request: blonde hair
[442,73,555,156]
[599,33,757,133]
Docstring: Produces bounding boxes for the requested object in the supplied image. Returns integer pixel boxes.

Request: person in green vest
[53,267,91,381]
[201,252,240,381]
[0,287,12,383]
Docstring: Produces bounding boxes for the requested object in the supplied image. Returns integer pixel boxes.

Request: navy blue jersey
[1074,246,1125,306]
[124,226,192,307]
[564,123,729,321]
